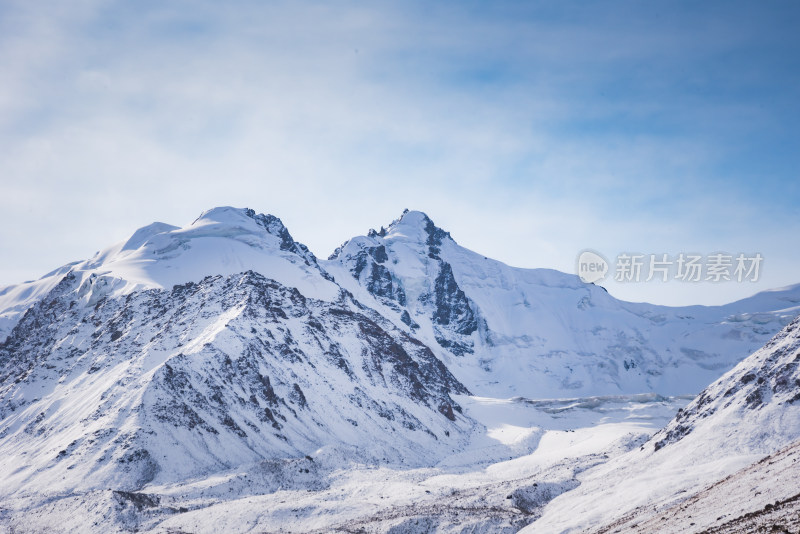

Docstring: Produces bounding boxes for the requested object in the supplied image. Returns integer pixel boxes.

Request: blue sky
[1,0,798,305]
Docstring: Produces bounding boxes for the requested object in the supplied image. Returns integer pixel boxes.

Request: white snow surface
[0,269,470,498]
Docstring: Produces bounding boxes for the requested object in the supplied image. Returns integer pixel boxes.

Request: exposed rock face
[345,241,407,306]
[430,261,478,355]
[243,209,325,274]
[327,211,480,357]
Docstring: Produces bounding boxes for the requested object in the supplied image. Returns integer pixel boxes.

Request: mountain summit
[82,206,338,301]
[328,209,454,261]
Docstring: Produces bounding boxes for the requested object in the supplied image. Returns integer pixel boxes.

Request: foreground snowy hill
[325,209,800,397]
[527,314,800,533]
[594,439,800,533]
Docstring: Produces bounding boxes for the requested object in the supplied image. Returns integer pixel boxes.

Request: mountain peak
[161,206,314,262]
[75,206,339,303]
[330,210,453,261]
[191,206,296,248]
[377,210,453,247]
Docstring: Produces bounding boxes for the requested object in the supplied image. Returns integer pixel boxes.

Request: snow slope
[325,210,800,398]
[592,438,800,534]
[526,314,800,533]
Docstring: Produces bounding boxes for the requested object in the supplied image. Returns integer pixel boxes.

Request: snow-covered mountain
[325,209,800,397]
[0,207,470,499]
[1,205,799,533]
[527,314,800,533]
[5,207,797,400]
